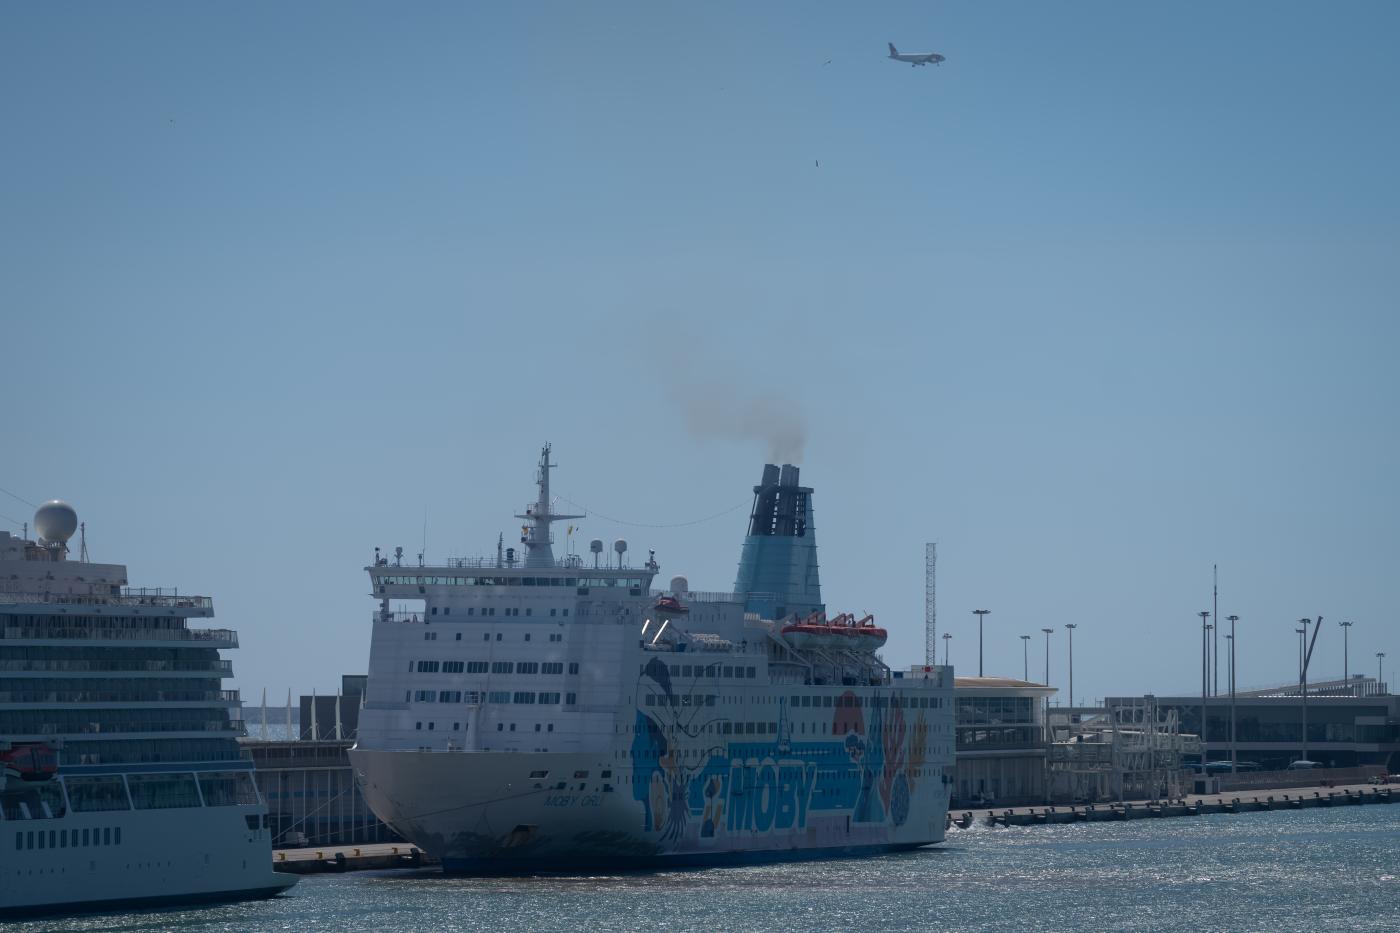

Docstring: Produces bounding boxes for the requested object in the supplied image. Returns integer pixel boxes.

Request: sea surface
[13,805,1400,932]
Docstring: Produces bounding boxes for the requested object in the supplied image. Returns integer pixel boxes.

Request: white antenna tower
[925,542,937,666]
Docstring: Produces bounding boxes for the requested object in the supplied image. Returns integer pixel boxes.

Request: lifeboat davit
[1,743,58,782]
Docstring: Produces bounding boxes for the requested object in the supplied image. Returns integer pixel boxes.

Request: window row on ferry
[15,825,121,851]
[789,694,945,710]
[410,720,557,734]
[412,660,579,675]
[376,575,646,588]
[404,607,573,621]
[408,690,576,705]
[421,630,566,641]
[643,663,760,679]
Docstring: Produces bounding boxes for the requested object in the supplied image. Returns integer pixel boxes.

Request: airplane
[887,42,945,67]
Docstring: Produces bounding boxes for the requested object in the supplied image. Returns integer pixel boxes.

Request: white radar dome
[669,575,689,594]
[34,500,78,545]
[589,539,604,554]
[613,539,628,555]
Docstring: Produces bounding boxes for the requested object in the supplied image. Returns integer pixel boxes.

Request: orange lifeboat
[781,612,846,651]
[848,614,888,651]
[654,595,689,615]
[2,743,58,782]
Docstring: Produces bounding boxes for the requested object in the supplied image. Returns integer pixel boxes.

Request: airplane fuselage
[887,44,944,67]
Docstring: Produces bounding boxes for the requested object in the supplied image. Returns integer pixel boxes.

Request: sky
[3,2,1398,708]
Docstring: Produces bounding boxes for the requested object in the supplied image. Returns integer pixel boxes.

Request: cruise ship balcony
[0,659,234,676]
[0,589,215,617]
[0,626,238,648]
[0,688,242,706]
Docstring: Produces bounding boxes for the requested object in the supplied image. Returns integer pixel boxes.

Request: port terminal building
[952,676,1056,807]
[242,675,400,848]
[1108,675,1400,773]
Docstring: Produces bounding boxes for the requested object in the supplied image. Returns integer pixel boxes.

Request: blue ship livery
[633,656,935,850]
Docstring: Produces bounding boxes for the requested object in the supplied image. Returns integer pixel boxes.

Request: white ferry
[0,502,294,915]
[351,448,954,870]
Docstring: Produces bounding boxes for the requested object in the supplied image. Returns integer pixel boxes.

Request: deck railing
[0,591,213,611]
[0,626,238,645]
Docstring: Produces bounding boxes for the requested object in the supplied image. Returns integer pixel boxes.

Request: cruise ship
[351,447,955,870]
[0,501,294,915]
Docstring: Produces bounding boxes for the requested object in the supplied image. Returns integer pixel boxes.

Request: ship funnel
[733,463,822,620]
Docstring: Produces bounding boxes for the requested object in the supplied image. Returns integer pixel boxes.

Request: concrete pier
[948,780,1397,830]
[273,842,438,874]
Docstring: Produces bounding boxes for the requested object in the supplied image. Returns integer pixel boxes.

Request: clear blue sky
[4,2,1397,707]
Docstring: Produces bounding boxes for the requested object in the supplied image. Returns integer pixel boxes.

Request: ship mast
[515,444,583,569]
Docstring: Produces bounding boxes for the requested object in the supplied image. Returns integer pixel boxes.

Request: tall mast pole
[1198,611,1211,757]
[925,544,937,666]
[1340,620,1353,689]
[1227,615,1239,773]
[1020,634,1030,681]
[1042,628,1053,685]
[972,609,990,677]
[1213,565,1219,696]
[1065,623,1077,709]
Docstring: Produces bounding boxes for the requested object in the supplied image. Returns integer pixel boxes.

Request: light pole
[1227,615,1239,773]
[942,632,952,666]
[1340,621,1353,689]
[1297,619,1311,763]
[1041,628,1053,685]
[1198,610,1211,754]
[1041,627,1054,743]
[1206,623,1215,698]
[1064,623,1077,710]
[973,609,990,677]
[1020,634,1030,681]
[1380,652,1387,693]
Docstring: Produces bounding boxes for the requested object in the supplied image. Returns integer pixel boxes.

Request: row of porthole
[15,824,121,851]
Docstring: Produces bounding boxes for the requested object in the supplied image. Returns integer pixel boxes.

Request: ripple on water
[8,806,1400,933]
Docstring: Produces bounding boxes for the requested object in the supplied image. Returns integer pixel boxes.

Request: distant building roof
[955,676,1057,696]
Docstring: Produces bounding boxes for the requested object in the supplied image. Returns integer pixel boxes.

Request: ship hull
[0,801,296,914]
[351,742,951,871]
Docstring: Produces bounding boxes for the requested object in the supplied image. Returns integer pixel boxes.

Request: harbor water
[14,805,1399,932]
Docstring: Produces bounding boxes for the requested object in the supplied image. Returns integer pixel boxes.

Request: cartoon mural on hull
[631,658,946,853]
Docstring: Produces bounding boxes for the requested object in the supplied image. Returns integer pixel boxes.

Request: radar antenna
[514,444,584,569]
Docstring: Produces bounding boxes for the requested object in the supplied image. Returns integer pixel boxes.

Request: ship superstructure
[0,501,294,914]
[351,447,955,869]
